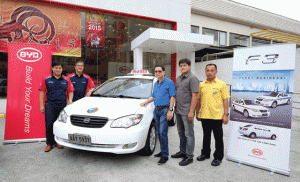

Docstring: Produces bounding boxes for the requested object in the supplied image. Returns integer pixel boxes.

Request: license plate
[262,114,267,116]
[68,134,91,146]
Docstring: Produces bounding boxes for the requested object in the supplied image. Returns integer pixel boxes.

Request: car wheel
[243,110,249,118]
[232,105,236,111]
[249,133,256,139]
[140,121,157,156]
[168,112,176,126]
[287,100,291,105]
[271,102,277,108]
[271,135,276,140]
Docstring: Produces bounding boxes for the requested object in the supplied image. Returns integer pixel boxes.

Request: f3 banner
[85,13,105,49]
[227,43,296,176]
[0,0,81,57]
[4,43,51,143]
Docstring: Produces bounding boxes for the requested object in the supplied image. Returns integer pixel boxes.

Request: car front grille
[260,110,268,113]
[257,99,263,101]
[70,115,109,128]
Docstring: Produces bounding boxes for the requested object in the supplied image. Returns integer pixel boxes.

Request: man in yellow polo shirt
[196,63,230,166]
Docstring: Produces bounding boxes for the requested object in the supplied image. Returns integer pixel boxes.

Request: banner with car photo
[227,43,296,176]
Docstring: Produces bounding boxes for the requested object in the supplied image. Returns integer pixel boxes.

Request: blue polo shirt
[68,73,94,102]
[151,77,176,107]
[39,75,74,104]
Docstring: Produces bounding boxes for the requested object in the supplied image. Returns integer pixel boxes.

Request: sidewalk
[0,97,6,115]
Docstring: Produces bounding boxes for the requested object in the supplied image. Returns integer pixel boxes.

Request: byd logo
[252,149,263,156]
[17,48,42,62]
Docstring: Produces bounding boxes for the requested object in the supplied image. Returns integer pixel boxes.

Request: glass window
[191,25,199,34]
[202,28,227,47]
[252,37,271,47]
[0,52,8,97]
[229,33,250,47]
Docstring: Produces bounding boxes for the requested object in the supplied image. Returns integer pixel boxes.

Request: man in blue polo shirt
[39,62,74,152]
[67,61,95,102]
[140,65,176,165]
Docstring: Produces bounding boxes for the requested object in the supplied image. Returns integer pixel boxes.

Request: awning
[251,29,300,46]
[131,28,214,53]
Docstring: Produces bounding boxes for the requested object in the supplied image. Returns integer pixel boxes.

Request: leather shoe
[154,152,162,157]
[179,157,193,166]
[44,145,53,152]
[55,143,63,149]
[196,155,210,161]
[171,151,186,158]
[211,159,222,166]
[158,157,168,165]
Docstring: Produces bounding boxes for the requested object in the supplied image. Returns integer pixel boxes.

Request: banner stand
[226,156,290,176]
[3,138,46,145]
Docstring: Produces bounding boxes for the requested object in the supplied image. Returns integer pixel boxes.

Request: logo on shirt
[87,107,99,113]
[17,48,42,62]
[48,81,54,83]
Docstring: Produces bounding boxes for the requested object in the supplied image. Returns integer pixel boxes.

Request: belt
[155,106,168,110]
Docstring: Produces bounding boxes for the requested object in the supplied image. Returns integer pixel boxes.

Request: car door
[236,100,243,112]
[278,93,283,105]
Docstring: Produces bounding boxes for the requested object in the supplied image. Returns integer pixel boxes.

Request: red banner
[85,13,105,49]
[4,43,51,141]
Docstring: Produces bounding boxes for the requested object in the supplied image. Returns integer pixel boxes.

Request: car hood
[64,97,145,119]
[246,105,269,110]
[256,96,275,99]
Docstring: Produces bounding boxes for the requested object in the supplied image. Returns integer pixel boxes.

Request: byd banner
[4,43,51,143]
[227,43,296,176]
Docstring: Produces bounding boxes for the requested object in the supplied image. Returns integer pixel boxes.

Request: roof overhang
[131,28,214,54]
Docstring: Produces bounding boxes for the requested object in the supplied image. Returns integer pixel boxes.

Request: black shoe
[171,151,186,158]
[211,159,222,166]
[196,155,210,161]
[154,152,162,157]
[158,157,168,165]
[179,157,193,166]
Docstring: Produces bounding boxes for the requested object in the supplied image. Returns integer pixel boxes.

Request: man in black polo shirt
[67,61,95,102]
[39,62,74,152]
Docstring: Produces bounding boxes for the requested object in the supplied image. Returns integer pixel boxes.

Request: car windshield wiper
[113,95,141,99]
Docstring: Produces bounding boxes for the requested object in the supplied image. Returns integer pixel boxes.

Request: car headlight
[251,109,259,112]
[58,110,68,123]
[111,114,143,128]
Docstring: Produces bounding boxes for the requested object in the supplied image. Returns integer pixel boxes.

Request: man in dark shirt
[39,62,74,152]
[67,61,95,102]
[140,65,176,165]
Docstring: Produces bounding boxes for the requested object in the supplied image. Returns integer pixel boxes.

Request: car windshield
[264,92,278,97]
[92,78,153,99]
[244,100,256,105]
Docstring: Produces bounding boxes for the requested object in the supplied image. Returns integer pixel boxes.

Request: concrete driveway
[0,117,300,182]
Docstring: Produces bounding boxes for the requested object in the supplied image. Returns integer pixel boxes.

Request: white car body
[53,75,162,155]
[254,91,291,108]
[238,124,277,140]
[232,99,270,118]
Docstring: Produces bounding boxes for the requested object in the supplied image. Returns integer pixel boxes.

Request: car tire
[271,134,276,140]
[243,110,249,118]
[140,121,157,156]
[168,112,176,126]
[249,133,256,139]
[271,102,277,108]
[287,100,291,105]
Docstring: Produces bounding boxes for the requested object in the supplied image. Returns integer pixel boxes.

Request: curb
[0,114,5,118]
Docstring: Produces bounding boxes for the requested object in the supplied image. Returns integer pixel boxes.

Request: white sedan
[54,74,175,155]
[238,124,277,140]
[232,99,270,118]
[254,91,291,108]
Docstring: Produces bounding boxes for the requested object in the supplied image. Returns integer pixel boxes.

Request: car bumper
[53,121,149,154]
[250,111,270,117]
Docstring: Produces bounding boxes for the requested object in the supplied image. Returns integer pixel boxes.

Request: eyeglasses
[154,70,163,73]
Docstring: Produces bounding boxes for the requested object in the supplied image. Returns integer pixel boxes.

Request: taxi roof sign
[127,69,152,76]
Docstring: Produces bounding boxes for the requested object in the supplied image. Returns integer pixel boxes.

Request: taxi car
[232,98,270,118]
[238,124,277,140]
[53,70,175,155]
[254,91,291,108]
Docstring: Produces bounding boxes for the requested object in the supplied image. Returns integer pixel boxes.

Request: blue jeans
[154,108,169,158]
[176,114,195,158]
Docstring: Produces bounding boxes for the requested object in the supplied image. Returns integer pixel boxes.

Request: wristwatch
[169,107,174,111]
[224,113,229,116]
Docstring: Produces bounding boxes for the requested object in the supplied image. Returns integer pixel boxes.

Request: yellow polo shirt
[197,77,230,119]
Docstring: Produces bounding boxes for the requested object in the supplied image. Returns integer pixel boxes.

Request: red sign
[4,43,51,141]
[85,13,105,48]
[252,149,263,156]
[119,66,131,74]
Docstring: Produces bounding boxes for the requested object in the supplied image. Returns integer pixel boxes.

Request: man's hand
[86,91,92,97]
[67,100,73,105]
[222,115,229,124]
[140,102,147,107]
[40,106,45,114]
[167,110,173,120]
[188,111,194,122]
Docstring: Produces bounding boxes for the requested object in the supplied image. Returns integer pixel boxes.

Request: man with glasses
[140,65,176,165]
[67,61,95,102]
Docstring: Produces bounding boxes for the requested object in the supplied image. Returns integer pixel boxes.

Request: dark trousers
[45,102,66,146]
[201,119,224,160]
